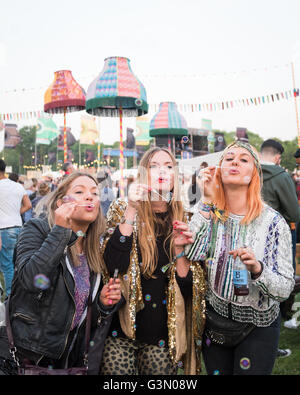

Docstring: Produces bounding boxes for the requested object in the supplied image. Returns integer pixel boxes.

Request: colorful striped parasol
[44,70,86,163]
[86,56,148,197]
[149,102,188,151]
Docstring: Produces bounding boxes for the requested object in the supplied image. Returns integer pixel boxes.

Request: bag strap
[5,295,19,366]
[83,291,93,366]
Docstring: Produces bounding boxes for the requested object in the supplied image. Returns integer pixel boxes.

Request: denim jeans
[0,227,21,296]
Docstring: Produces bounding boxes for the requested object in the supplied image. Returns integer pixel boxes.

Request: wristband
[174,250,185,260]
[199,201,214,212]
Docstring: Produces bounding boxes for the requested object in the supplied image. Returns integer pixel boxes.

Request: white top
[0,178,26,228]
[185,203,295,326]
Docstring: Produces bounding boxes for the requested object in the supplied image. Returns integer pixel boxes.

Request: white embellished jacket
[185,204,295,327]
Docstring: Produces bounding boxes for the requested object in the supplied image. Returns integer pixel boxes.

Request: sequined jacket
[185,203,295,327]
[100,199,206,374]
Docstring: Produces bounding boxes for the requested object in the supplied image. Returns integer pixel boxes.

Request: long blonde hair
[136,147,184,278]
[41,172,105,273]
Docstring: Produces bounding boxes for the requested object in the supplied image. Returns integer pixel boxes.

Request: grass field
[272,292,300,375]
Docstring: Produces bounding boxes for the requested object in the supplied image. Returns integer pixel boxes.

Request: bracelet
[174,250,185,260]
[199,201,214,212]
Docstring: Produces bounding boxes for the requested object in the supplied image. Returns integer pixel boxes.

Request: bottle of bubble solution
[233,256,249,296]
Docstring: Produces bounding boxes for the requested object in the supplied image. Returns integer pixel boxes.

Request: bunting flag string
[0,62,293,95]
[0,89,299,121]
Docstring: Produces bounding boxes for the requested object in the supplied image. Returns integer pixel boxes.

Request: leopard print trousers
[99,336,178,375]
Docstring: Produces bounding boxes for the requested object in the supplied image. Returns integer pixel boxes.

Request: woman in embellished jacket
[100,147,206,375]
[176,141,295,375]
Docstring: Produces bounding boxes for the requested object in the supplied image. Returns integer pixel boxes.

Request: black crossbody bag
[205,304,255,348]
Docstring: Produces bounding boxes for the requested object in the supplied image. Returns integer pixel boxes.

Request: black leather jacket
[8,217,117,364]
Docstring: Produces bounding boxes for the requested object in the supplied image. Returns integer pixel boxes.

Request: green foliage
[215,130,298,172]
[2,125,299,174]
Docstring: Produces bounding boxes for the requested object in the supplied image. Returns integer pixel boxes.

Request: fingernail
[109,299,113,305]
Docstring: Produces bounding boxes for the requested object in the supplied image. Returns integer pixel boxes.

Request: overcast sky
[1,0,300,143]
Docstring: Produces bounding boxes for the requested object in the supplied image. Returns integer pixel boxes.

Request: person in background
[62,162,75,178]
[187,162,208,208]
[96,170,115,216]
[23,179,36,223]
[294,148,300,247]
[31,182,51,217]
[8,173,19,183]
[0,160,31,297]
[260,139,300,349]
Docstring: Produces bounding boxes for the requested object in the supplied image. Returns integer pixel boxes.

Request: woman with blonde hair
[100,147,206,375]
[176,141,295,375]
[5,172,122,373]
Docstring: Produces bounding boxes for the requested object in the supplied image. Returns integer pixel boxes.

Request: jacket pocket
[13,312,36,324]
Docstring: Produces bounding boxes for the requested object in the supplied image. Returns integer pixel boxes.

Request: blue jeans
[0,227,21,296]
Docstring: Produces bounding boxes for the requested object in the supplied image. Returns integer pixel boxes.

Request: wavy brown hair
[39,172,105,273]
[136,147,184,279]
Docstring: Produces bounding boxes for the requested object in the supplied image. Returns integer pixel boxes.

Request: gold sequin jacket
[100,199,206,375]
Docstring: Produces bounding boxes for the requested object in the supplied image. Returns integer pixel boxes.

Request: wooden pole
[63,107,67,162]
[119,108,125,198]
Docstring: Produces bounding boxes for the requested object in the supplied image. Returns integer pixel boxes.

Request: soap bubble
[34,274,50,290]
[158,340,165,348]
[181,136,189,144]
[240,357,251,370]
[112,330,118,337]
[145,294,151,302]
[62,195,76,203]
[213,370,220,375]
[119,236,126,243]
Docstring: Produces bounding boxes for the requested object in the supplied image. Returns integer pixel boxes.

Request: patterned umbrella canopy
[149,102,188,137]
[86,56,148,117]
[86,56,148,197]
[44,70,86,162]
[44,70,86,113]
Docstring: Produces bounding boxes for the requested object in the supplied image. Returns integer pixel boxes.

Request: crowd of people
[0,138,299,375]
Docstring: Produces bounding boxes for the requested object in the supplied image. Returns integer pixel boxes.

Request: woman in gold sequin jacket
[99,147,206,375]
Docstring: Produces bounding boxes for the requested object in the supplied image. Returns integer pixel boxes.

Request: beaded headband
[220,140,263,180]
